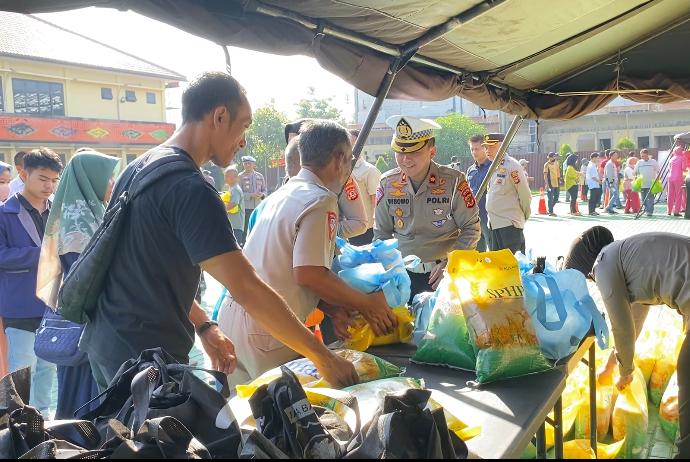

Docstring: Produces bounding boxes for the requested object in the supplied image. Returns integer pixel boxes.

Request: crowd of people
[0,72,686,458]
[534,147,689,218]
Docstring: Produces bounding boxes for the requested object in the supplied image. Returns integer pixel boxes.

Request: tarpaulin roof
[3,0,690,120]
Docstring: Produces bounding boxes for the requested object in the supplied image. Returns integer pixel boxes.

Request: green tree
[241,104,288,174]
[375,155,389,173]
[294,87,344,123]
[617,137,635,150]
[559,143,574,167]
[433,113,486,166]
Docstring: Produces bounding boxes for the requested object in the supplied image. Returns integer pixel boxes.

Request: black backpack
[58,150,191,323]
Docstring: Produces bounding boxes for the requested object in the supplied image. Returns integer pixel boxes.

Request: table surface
[368,343,569,459]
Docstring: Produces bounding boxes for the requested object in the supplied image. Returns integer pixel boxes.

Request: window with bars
[12,78,64,116]
[528,121,538,153]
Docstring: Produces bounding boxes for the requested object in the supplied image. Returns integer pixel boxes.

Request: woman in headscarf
[36,150,119,419]
[0,161,11,204]
[564,226,689,459]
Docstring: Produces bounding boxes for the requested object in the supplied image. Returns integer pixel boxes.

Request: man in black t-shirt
[81,72,358,390]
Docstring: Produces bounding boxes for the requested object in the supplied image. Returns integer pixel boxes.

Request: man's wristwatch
[196,320,218,336]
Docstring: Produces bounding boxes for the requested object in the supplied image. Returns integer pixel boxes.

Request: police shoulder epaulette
[437,165,465,181]
[381,167,402,181]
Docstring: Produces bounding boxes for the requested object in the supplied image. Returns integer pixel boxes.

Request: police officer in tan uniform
[374,116,481,300]
[484,133,532,253]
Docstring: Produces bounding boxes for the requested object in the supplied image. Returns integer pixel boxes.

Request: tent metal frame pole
[350,0,498,159]
[250,0,515,94]
[474,115,525,203]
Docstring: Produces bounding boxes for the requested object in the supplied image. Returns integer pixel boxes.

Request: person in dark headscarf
[565,227,689,459]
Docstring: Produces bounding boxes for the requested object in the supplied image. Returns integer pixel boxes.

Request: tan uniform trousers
[218,298,300,388]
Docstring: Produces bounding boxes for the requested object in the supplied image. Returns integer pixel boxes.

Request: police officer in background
[484,133,532,253]
[239,155,266,230]
[374,116,481,300]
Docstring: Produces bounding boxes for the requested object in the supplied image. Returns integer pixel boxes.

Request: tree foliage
[433,113,486,166]
[241,104,288,173]
[617,137,636,150]
[294,87,345,123]
[375,155,389,173]
[559,143,574,167]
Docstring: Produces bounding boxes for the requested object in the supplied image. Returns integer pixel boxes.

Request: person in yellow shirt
[564,154,582,216]
[543,152,561,216]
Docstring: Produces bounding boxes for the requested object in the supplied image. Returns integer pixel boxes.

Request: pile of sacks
[521,305,685,459]
[409,249,609,385]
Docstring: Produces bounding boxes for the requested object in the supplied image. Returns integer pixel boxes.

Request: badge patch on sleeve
[458,180,476,209]
[376,187,384,205]
[432,219,447,228]
[344,177,359,201]
[511,171,521,184]
[327,212,337,240]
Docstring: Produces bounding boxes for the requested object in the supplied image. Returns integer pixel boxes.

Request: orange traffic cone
[313,324,324,343]
[603,188,610,209]
[538,188,548,215]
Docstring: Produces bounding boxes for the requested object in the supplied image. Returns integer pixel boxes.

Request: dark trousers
[233,229,246,247]
[490,225,525,254]
[589,187,602,214]
[476,219,491,252]
[407,271,434,304]
[641,188,655,216]
[349,228,374,247]
[678,332,689,458]
[90,354,129,392]
[244,210,254,231]
[56,362,99,419]
[568,185,579,213]
[547,187,560,213]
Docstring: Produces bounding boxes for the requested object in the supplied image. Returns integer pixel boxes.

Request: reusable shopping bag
[412,276,476,371]
[447,249,552,384]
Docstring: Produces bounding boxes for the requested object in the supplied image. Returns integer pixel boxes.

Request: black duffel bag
[79,348,242,458]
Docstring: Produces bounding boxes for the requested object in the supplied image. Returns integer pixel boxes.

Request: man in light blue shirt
[586,152,602,216]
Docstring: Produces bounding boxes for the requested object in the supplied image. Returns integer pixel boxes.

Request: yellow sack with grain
[449,249,551,384]
[235,349,403,398]
[659,371,679,443]
[648,323,684,406]
[561,439,625,459]
[342,307,415,351]
[634,325,659,384]
[573,376,618,440]
[612,368,648,459]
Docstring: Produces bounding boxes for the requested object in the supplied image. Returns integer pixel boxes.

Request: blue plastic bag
[410,291,436,345]
[336,238,419,307]
[522,269,609,361]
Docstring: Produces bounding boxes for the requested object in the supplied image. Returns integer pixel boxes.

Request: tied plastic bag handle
[528,274,568,332]
[573,295,610,350]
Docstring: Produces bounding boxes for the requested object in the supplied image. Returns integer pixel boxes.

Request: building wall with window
[0,57,178,168]
[538,102,690,153]
[0,58,167,122]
